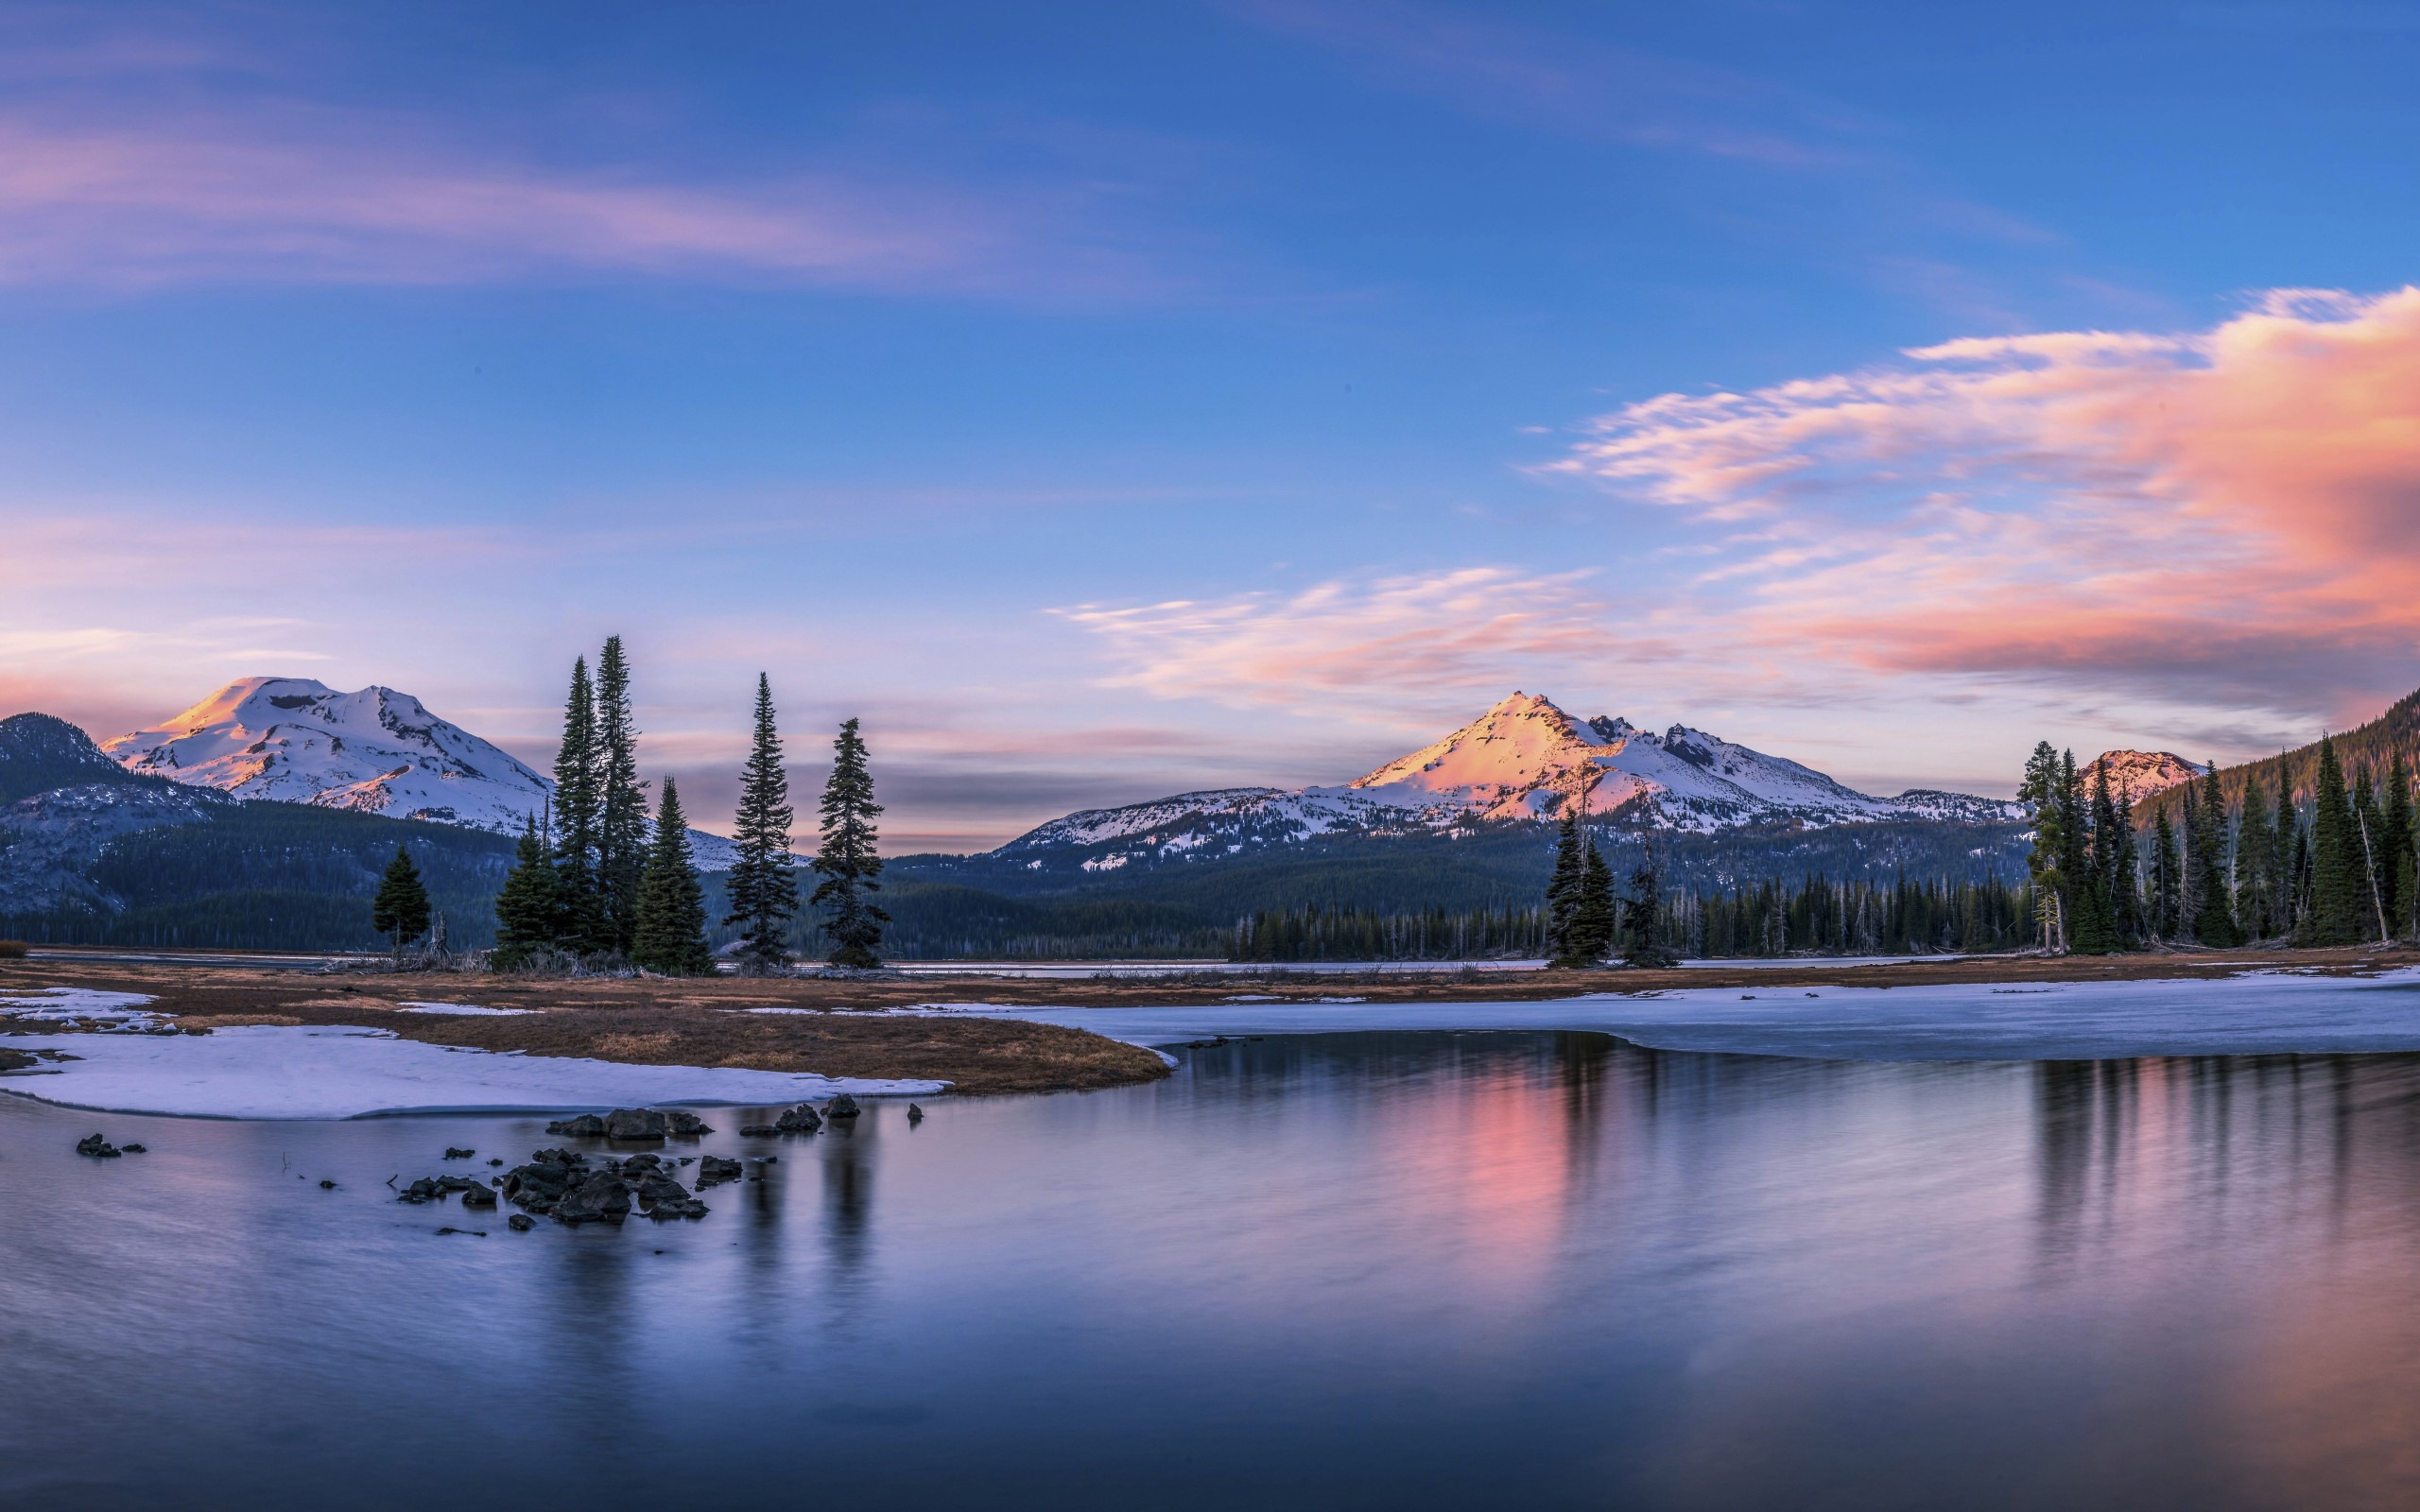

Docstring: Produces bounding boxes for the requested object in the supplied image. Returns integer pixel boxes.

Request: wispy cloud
[1555,286,2420,723]
[1059,567,1619,719]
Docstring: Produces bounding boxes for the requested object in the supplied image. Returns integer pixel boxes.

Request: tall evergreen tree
[2381,748,2414,937]
[491,816,563,970]
[551,657,603,952]
[810,717,890,970]
[2054,749,2091,952]
[2272,760,2301,937]
[2110,787,2142,945]
[372,844,432,963]
[2191,763,2237,947]
[593,635,648,956]
[724,674,800,971]
[2354,765,2391,942]
[2019,741,2067,951]
[2071,760,2119,954]
[631,776,712,975]
[1617,850,1676,967]
[2306,735,2366,945]
[1543,808,1586,965]
[2237,776,2275,939]
[2150,804,2181,941]
[1565,838,1615,964]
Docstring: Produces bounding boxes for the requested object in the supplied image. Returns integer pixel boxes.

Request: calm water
[9,1032,2420,1510]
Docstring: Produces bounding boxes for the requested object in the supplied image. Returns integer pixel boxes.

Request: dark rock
[442,1147,475,1160]
[507,1213,535,1231]
[773,1103,823,1134]
[433,1227,486,1237]
[604,1108,668,1141]
[619,1152,664,1174]
[824,1093,861,1119]
[119,1143,147,1153]
[501,1148,589,1213]
[489,1158,505,1166]
[664,1110,714,1136]
[544,1113,608,1138]
[906,1104,925,1123]
[759,1154,778,1163]
[633,1173,708,1220]
[552,1170,633,1226]
[75,1133,121,1158]
[320,1179,337,1190]
[398,1177,443,1204]
[460,1184,497,1209]
[696,1155,743,1188]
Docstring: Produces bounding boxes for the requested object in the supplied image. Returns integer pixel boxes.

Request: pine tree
[811,717,890,970]
[2110,787,2142,945]
[1543,809,1586,965]
[2307,735,2366,946]
[491,817,563,970]
[2071,759,2119,954]
[2272,760,2301,937]
[631,776,713,975]
[1618,850,1675,967]
[2019,741,2066,951]
[2191,763,2237,947]
[2354,765,2391,942]
[1566,837,1614,965]
[2054,749,2090,952]
[2150,804,2180,940]
[371,844,431,963]
[2236,777,2274,939]
[551,657,603,953]
[724,674,800,971]
[594,635,648,957]
[2382,748,2413,937]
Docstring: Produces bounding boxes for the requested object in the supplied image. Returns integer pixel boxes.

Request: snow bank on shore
[962,967,2420,1062]
[0,988,168,1029]
[0,1022,942,1120]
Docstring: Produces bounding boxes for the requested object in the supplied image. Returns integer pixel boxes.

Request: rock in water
[696,1156,743,1188]
[664,1110,714,1136]
[544,1113,608,1138]
[633,1174,709,1221]
[906,1104,925,1123]
[460,1184,497,1209]
[603,1108,668,1141]
[442,1147,475,1160]
[120,1143,147,1153]
[825,1094,861,1119]
[507,1213,535,1231]
[75,1133,121,1159]
[552,1170,633,1226]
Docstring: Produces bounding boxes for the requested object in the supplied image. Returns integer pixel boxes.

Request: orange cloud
[1560,287,2420,721]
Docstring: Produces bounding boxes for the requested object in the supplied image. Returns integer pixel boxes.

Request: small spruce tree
[2381,748,2413,936]
[810,717,890,970]
[2307,735,2366,945]
[2150,804,2180,941]
[551,657,604,953]
[2191,763,2237,947]
[1618,850,1677,968]
[724,674,800,972]
[371,844,432,963]
[2236,776,2274,939]
[631,776,713,975]
[492,816,563,970]
[1543,807,1586,966]
[1565,837,1615,965]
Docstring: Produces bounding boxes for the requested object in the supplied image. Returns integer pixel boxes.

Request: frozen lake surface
[14,1029,2420,1509]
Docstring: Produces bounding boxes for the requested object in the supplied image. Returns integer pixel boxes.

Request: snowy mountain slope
[996,691,2025,863]
[106,679,551,833]
[102,677,754,866]
[2088,749,2208,802]
[0,713,228,913]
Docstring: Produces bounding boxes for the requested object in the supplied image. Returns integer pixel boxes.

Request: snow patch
[0,988,166,1030]
[397,1001,537,1017]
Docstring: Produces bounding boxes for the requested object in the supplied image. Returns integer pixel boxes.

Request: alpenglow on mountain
[999,692,2028,864]
[105,679,554,833]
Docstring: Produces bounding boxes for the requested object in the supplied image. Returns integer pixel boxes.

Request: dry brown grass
[175,1014,304,1032]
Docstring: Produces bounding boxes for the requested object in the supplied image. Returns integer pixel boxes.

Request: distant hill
[2140,688,2419,819]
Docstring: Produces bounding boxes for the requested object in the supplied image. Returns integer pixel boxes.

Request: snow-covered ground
[0,1018,942,1119]
[397,1001,536,1016]
[938,968,2420,1062]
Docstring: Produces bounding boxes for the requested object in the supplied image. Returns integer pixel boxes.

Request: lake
[9,1030,2420,1510]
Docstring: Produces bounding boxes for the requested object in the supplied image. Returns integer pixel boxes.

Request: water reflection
[14,1034,2420,1510]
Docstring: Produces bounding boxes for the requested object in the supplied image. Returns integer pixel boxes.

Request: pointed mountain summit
[104,677,552,833]
[998,691,2024,863]
[2087,749,2208,802]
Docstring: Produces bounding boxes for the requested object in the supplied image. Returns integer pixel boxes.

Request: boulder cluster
[544,1108,714,1140]
[75,1132,143,1158]
[738,1093,861,1136]
[500,1147,710,1223]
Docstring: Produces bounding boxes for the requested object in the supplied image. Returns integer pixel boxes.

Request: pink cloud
[1558,286,2420,723]
[0,113,1177,300]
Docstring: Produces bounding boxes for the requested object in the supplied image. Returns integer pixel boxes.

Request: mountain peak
[2088,749,2208,801]
[105,679,551,833]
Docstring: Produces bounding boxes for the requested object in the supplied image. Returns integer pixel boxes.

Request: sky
[5,0,2420,851]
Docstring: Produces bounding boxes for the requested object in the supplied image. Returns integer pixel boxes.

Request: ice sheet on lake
[0,1023,943,1119]
[397,1001,536,1016]
[951,967,2420,1062]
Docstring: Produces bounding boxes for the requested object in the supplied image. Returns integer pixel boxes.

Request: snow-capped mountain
[102,677,755,867]
[106,679,553,833]
[999,692,2026,861]
[2088,749,2208,802]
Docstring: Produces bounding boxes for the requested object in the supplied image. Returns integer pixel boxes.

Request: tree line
[372,638,892,973]
[2020,736,2415,954]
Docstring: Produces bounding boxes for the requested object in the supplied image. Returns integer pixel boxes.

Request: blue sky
[8,1,2420,848]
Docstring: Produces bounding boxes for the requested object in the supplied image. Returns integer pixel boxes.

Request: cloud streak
[1556,286,2420,721]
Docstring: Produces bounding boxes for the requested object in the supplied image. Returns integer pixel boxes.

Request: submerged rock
[696,1155,743,1188]
[460,1184,497,1209]
[320,1179,337,1190]
[824,1093,861,1119]
[552,1170,633,1226]
[74,1133,121,1159]
[544,1113,608,1138]
[442,1147,475,1160]
[664,1110,714,1137]
[120,1143,147,1153]
[508,1213,535,1231]
[906,1104,925,1124]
